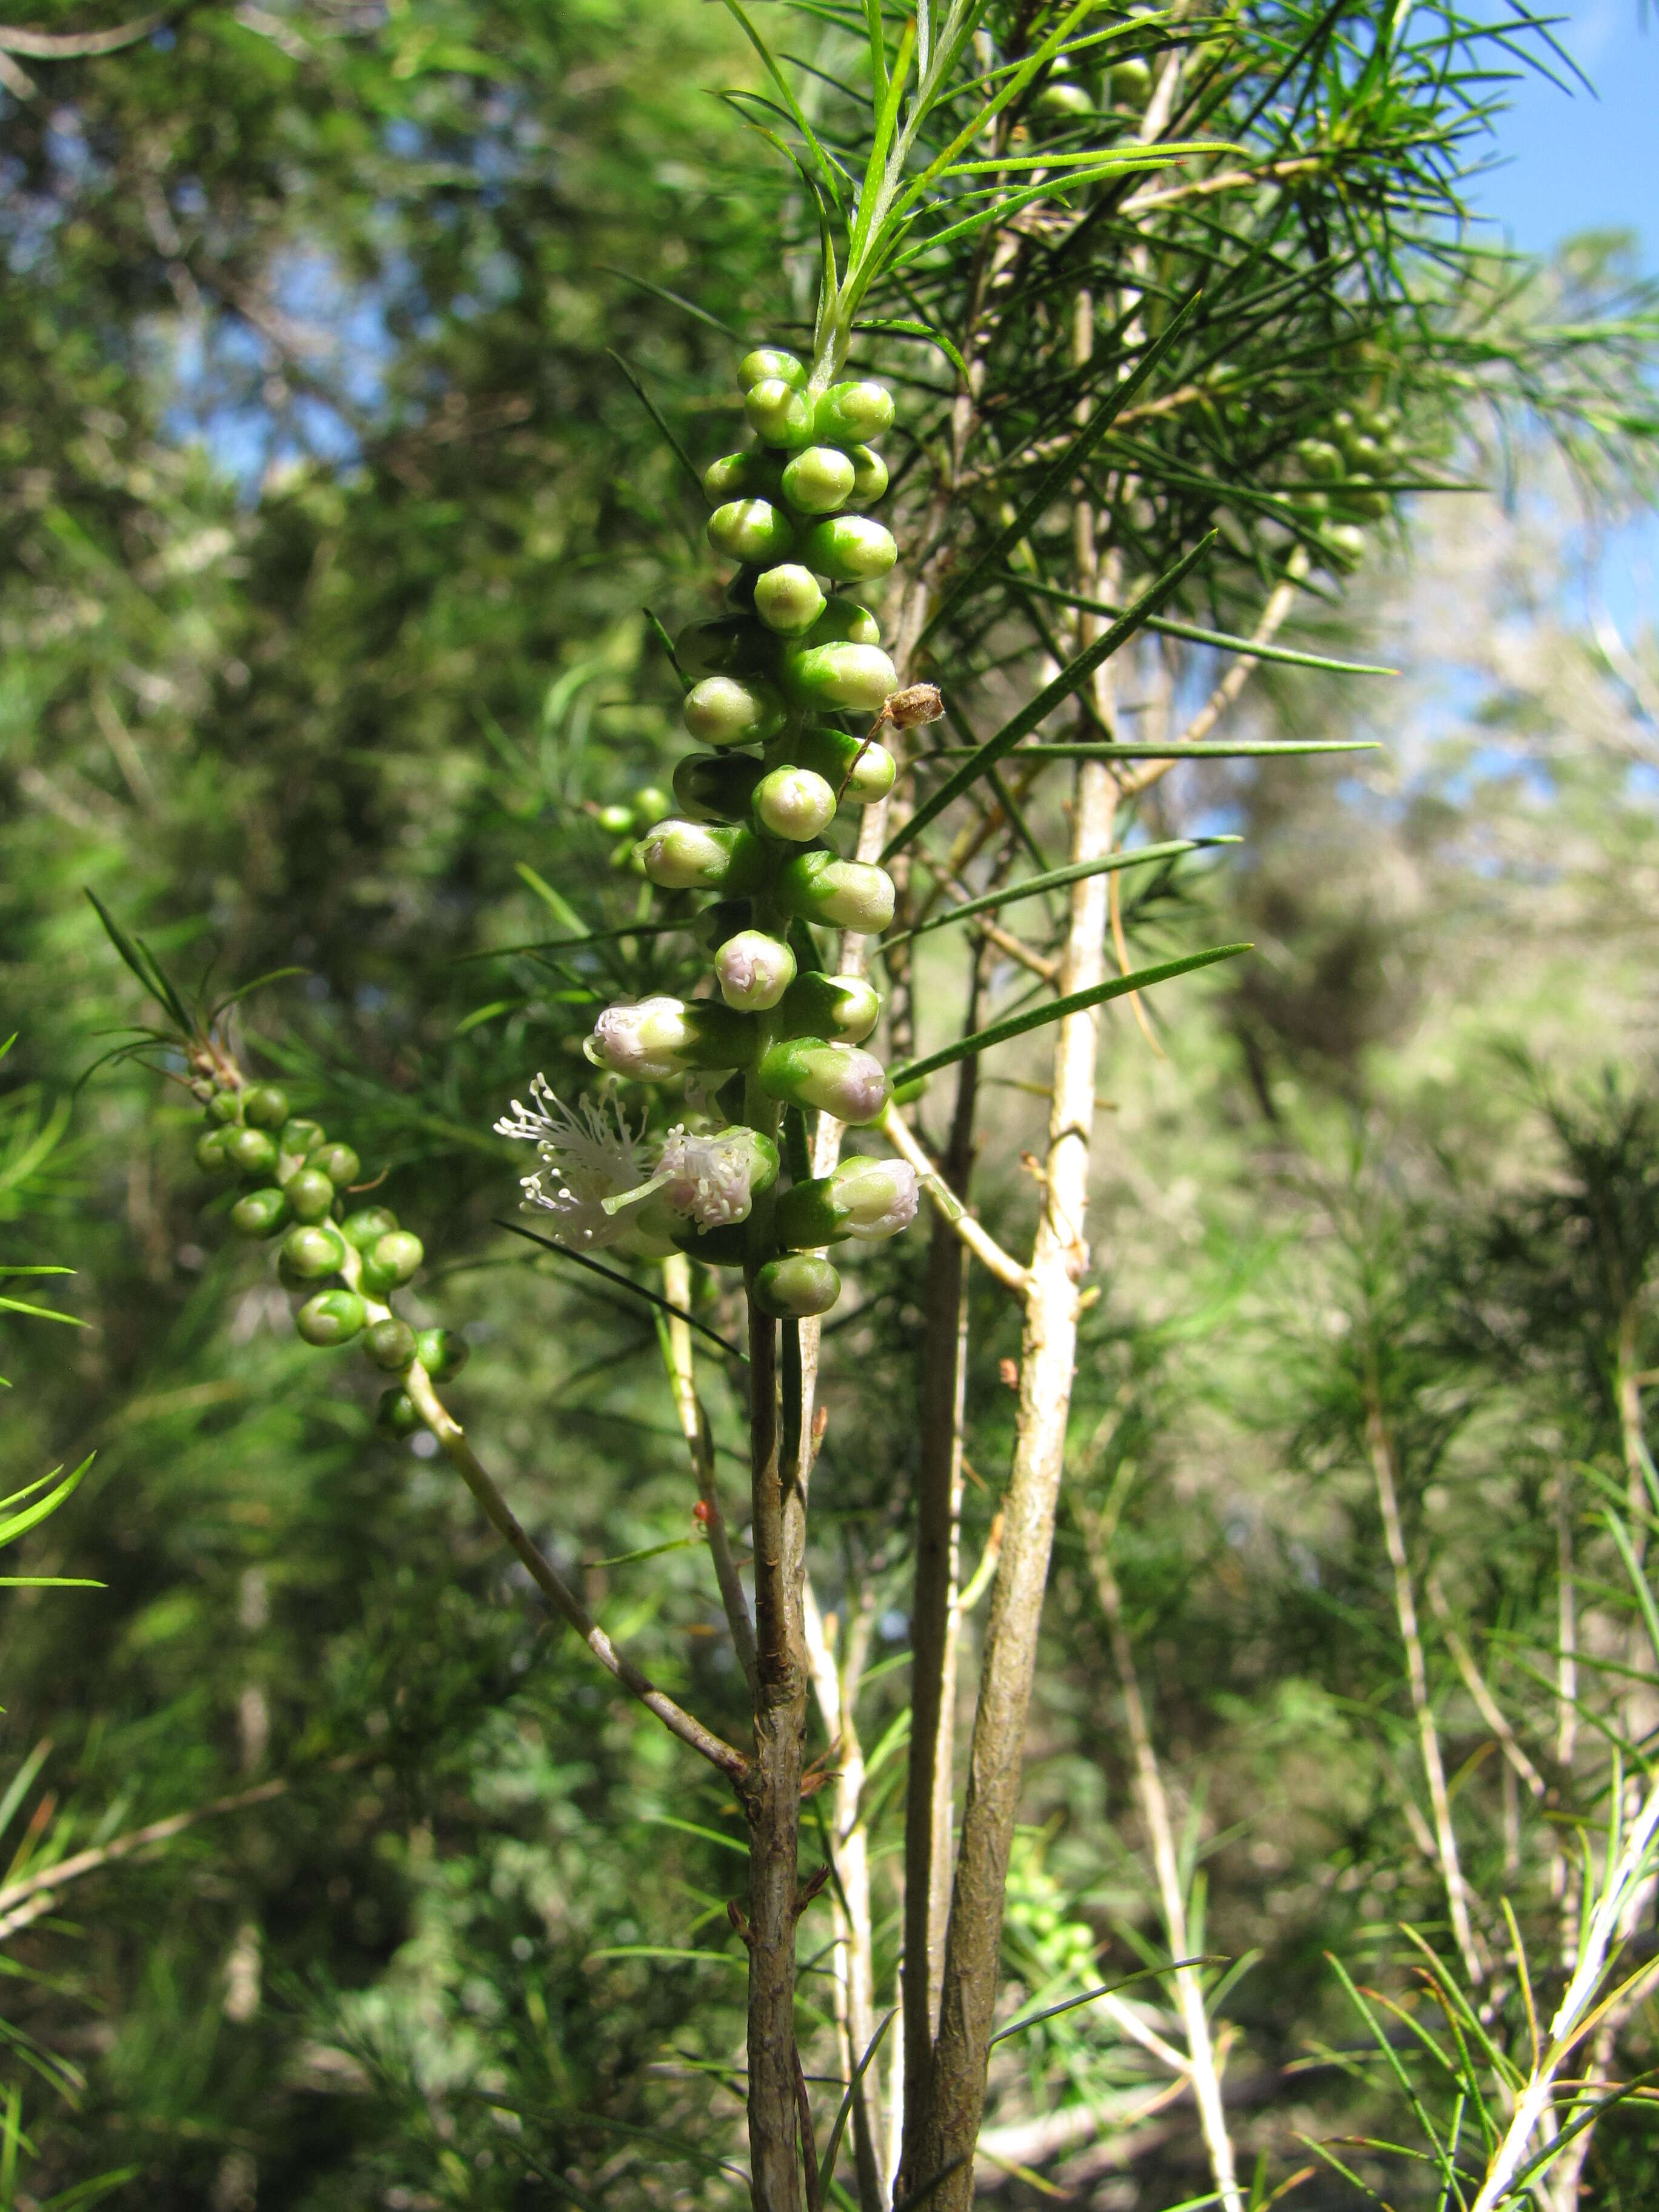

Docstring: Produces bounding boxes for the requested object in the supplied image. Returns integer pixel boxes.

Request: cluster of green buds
[1295,403,1407,566]
[549,344,927,1320]
[190,1065,464,1436]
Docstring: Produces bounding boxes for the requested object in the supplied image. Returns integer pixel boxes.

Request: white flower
[656,1124,766,1230]
[494,1076,652,1251]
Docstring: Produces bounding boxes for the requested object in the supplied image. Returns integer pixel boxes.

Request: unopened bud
[848,444,888,502]
[776,1158,918,1247]
[745,378,814,451]
[752,563,826,637]
[781,445,855,514]
[683,674,787,749]
[589,996,754,1080]
[702,451,783,505]
[361,1229,423,1294]
[752,1252,842,1318]
[297,1289,367,1347]
[341,1205,398,1250]
[777,851,896,933]
[673,753,765,823]
[782,640,897,712]
[376,1386,423,1439]
[279,1118,326,1158]
[759,1039,890,1125]
[207,1090,241,1125]
[597,802,634,833]
[283,1167,335,1223]
[778,972,879,1044]
[789,725,896,805]
[635,819,769,894]
[363,1316,417,1371]
[675,613,769,678]
[280,1223,347,1282]
[415,1326,469,1380]
[809,598,882,646]
[225,1126,279,1179]
[799,514,897,583]
[715,930,797,1011]
[755,766,836,842]
[814,380,894,444]
[242,1084,290,1129]
[195,1130,233,1176]
[231,1187,289,1239]
[707,498,796,568]
[740,347,806,390]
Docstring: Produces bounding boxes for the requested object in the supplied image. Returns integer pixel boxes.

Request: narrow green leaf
[84,890,192,1035]
[454,919,689,965]
[0,1740,53,1844]
[595,265,744,341]
[888,944,1248,1090]
[719,0,844,210]
[854,316,968,382]
[990,1959,1224,2046]
[888,532,1218,859]
[927,740,1378,759]
[583,1535,703,1570]
[819,2008,896,2199]
[885,837,1239,951]
[514,864,589,938]
[606,352,703,498]
[644,1814,751,1858]
[585,1945,745,1966]
[994,573,1398,675]
[849,16,914,270]
[494,1221,748,1362]
[0,1457,93,1552]
[646,607,692,693]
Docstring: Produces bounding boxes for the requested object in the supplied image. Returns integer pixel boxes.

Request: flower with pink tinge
[494,1077,651,1251]
[834,1158,919,1241]
[656,1125,766,1230]
[590,996,690,1081]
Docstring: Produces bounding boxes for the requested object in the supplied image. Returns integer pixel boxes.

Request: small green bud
[778,971,880,1045]
[231,1187,289,1239]
[361,1230,423,1295]
[809,598,882,646]
[195,1129,234,1176]
[1109,56,1152,102]
[1322,521,1369,566]
[1342,483,1389,518]
[364,1316,418,1371]
[597,802,635,834]
[279,1118,326,1158]
[847,444,888,503]
[813,381,894,444]
[207,1089,241,1125]
[754,766,836,842]
[190,1078,215,1104]
[242,1084,291,1129]
[632,785,671,824]
[1344,431,1384,471]
[781,640,897,713]
[799,514,897,583]
[702,450,783,504]
[589,996,754,1081]
[284,1167,336,1223]
[297,1289,367,1347]
[1296,437,1344,481]
[714,929,797,1011]
[776,1158,919,1247]
[281,1223,347,1281]
[311,1142,360,1187]
[789,725,896,805]
[752,1253,841,1318]
[759,1038,890,1124]
[376,1386,424,1439]
[781,445,856,514]
[225,1125,280,1179]
[1036,77,1094,116]
[683,674,788,748]
[752,564,826,638]
[745,378,815,451]
[635,819,770,894]
[673,752,765,823]
[740,347,806,390]
[708,498,796,568]
[415,1327,469,1381]
[777,850,896,933]
[341,1205,399,1250]
[675,613,771,678]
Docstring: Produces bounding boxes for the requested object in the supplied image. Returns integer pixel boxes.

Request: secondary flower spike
[532,341,925,1313]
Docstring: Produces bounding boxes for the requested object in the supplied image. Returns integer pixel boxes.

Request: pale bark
[662,1250,757,1695]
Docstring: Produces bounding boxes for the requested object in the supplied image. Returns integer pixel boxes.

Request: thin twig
[878,1105,1030,1293]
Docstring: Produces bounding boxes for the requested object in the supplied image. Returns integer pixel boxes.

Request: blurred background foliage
[1,0,1658,2206]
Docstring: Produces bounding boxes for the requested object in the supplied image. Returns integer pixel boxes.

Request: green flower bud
[740,347,806,390]
[1344,431,1384,471]
[675,613,772,679]
[225,1125,280,1179]
[809,598,882,646]
[279,1118,326,1158]
[814,381,894,444]
[745,378,815,450]
[752,564,826,637]
[341,1205,399,1250]
[714,929,797,1011]
[281,1223,347,1281]
[635,819,770,894]
[589,996,754,1080]
[789,725,896,805]
[415,1326,469,1381]
[284,1167,336,1223]
[690,899,752,951]
[754,766,836,842]
[1296,437,1344,481]
[848,444,889,503]
[759,1038,890,1124]
[242,1083,290,1129]
[195,1129,234,1176]
[1322,521,1369,566]
[363,1316,418,1371]
[752,1253,841,1318]
[781,445,856,514]
[683,674,788,748]
[1110,56,1153,101]
[799,514,897,583]
[297,1289,367,1347]
[231,1186,289,1239]
[777,850,896,933]
[673,752,765,823]
[310,1141,359,1188]
[702,450,783,504]
[632,785,671,823]
[597,802,635,833]
[207,1090,241,1125]
[708,498,795,568]
[1342,483,1389,518]
[376,1386,423,1439]
[1036,77,1094,115]
[778,971,880,1044]
[781,640,897,713]
[776,1158,919,1247]
[361,1229,424,1294]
